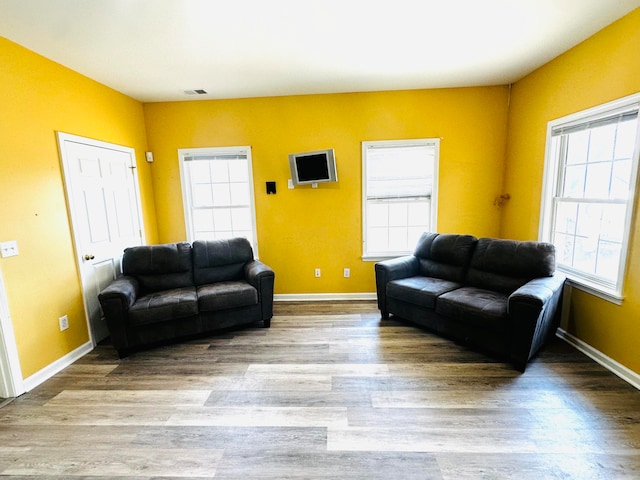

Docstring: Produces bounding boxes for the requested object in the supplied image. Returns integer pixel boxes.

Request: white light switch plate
[0,241,18,258]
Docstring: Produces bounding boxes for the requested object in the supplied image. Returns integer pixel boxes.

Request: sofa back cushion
[414,233,478,282]
[466,237,556,294]
[122,242,194,294]
[192,238,254,286]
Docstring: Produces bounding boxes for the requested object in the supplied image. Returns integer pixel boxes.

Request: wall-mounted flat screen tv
[288,148,337,186]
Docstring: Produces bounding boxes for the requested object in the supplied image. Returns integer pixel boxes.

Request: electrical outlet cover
[0,240,18,258]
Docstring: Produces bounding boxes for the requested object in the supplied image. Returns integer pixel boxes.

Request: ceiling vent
[184,89,208,96]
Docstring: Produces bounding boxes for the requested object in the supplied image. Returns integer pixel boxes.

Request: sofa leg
[381,310,389,319]
[263,318,271,328]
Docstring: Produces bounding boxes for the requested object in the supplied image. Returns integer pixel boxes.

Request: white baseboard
[275,293,377,302]
[23,340,94,392]
[556,328,640,391]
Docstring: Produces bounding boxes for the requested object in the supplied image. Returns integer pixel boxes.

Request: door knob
[84,254,95,260]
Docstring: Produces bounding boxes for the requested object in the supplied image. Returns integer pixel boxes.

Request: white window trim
[539,93,640,304]
[362,138,440,261]
[178,146,259,257]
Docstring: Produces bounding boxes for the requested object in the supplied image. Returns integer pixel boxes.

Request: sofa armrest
[98,276,140,351]
[244,260,275,322]
[508,271,566,370]
[374,256,419,317]
[99,276,139,308]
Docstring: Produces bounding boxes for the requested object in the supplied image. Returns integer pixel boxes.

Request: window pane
[554,201,627,281]
[388,203,408,227]
[554,202,577,235]
[229,159,249,182]
[367,203,389,227]
[596,239,622,282]
[615,119,638,159]
[588,124,616,163]
[611,159,631,199]
[212,184,231,206]
[230,182,250,205]
[388,227,408,252]
[367,226,389,252]
[407,200,430,228]
[562,165,586,197]
[190,162,211,182]
[231,208,252,232]
[193,209,214,231]
[192,184,213,207]
[553,232,575,266]
[575,203,602,240]
[573,234,597,274]
[600,203,627,243]
[210,161,229,181]
[213,208,232,231]
[566,130,589,165]
[584,162,612,198]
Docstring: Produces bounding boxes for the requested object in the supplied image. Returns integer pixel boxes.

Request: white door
[58,133,144,345]
[0,268,24,398]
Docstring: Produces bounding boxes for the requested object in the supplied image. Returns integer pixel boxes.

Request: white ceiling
[1,0,639,103]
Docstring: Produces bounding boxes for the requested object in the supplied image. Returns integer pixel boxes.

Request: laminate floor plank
[1,446,223,478]
[45,389,212,407]
[0,405,176,426]
[204,389,373,408]
[132,426,328,452]
[166,406,349,428]
[436,452,640,480]
[0,300,638,479]
[212,451,444,480]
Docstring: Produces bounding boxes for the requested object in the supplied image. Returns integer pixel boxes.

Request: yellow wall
[503,9,640,373]
[0,37,157,378]
[143,87,509,294]
[4,6,639,382]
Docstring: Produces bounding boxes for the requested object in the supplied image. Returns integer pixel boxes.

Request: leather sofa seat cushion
[128,286,198,326]
[467,238,556,294]
[414,233,478,282]
[198,281,258,312]
[193,238,254,285]
[436,287,509,332]
[387,276,463,309]
[123,242,193,294]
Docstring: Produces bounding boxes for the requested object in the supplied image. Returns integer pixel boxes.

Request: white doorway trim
[57,132,146,346]
[0,268,25,398]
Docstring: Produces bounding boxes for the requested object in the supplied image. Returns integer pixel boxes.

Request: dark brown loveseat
[375,233,566,371]
[98,237,274,357]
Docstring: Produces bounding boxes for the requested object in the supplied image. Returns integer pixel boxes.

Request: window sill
[563,277,623,305]
[362,253,411,262]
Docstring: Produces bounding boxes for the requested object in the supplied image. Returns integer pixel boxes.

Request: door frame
[0,268,25,398]
[57,132,146,346]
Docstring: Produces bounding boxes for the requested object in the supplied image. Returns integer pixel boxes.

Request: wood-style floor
[1,301,639,479]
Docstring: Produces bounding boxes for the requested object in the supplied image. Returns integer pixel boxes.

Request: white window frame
[539,93,640,304]
[362,138,439,260]
[178,146,259,255]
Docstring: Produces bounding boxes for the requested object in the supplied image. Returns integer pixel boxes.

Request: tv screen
[288,149,337,186]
